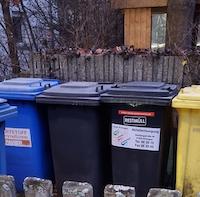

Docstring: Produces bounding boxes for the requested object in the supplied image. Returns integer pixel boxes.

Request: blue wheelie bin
[0,99,17,174]
[0,78,59,191]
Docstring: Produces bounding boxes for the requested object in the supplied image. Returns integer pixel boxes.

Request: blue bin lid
[0,98,17,122]
[101,81,179,106]
[37,81,114,106]
[0,78,59,101]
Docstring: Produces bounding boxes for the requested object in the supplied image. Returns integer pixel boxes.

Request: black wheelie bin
[101,81,178,197]
[36,82,113,197]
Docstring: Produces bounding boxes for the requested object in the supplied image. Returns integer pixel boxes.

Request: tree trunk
[166,0,196,52]
[1,0,20,74]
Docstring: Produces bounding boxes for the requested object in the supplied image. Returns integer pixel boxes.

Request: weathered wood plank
[95,56,104,82]
[85,56,91,81]
[143,56,153,81]
[90,56,96,81]
[125,8,151,48]
[135,9,141,48]
[162,56,169,82]
[128,56,134,81]
[109,54,115,82]
[124,9,131,46]
[129,9,136,46]
[134,55,143,81]
[152,56,163,82]
[145,8,151,48]
[123,58,130,82]
[140,8,151,48]
[104,55,110,82]
[68,57,74,81]
[173,57,184,85]
[157,56,164,81]
[54,54,60,79]
[39,54,45,77]
[77,56,86,81]
[167,56,175,83]
[61,55,68,81]
[114,55,124,82]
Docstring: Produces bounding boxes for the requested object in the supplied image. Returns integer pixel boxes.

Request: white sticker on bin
[112,123,160,151]
[4,128,32,148]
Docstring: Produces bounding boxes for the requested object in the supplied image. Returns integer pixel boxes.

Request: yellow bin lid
[172,85,200,109]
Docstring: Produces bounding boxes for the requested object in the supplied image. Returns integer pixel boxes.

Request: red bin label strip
[118,110,155,117]
[4,128,32,148]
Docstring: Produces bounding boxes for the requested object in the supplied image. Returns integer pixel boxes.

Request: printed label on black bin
[123,116,147,126]
[112,123,160,151]
[4,128,32,148]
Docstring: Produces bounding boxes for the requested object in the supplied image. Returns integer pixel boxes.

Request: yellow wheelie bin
[172,85,200,197]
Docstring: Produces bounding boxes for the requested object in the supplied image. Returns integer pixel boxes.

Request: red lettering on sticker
[118,110,155,117]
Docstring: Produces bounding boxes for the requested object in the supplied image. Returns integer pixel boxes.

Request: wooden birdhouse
[112,0,200,49]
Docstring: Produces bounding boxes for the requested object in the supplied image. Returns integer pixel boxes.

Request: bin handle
[96,85,104,92]
[44,83,51,89]
[28,82,42,87]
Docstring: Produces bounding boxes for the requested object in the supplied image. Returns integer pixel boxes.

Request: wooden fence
[30,54,191,86]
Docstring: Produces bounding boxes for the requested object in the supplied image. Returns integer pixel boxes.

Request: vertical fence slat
[69,57,78,81]
[54,55,60,79]
[34,54,40,77]
[134,55,143,81]
[85,56,91,81]
[157,56,164,81]
[58,55,63,80]
[162,56,170,83]
[167,56,175,84]
[63,56,69,81]
[143,56,153,81]
[153,56,163,82]
[173,57,184,85]
[77,56,86,81]
[124,58,130,82]
[90,56,96,81]
[63,55,69,81]
[114,55,123,82]
[109,54,115,82]
[127,57,134,82]
[104,55,110,82]
[68,57,73,81]
[58,55,64,80]
[119,56,124,83]
[95,56,104,82]
[152,56,158,82]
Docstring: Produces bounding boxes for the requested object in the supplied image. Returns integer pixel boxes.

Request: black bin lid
[36,81,113,106]
[101,81,179,106]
